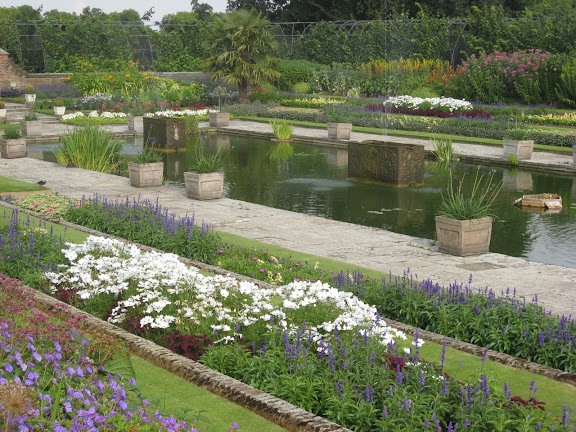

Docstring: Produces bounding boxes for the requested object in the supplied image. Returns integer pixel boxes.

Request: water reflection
[25,133,576,269]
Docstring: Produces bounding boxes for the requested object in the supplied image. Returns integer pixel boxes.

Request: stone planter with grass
[24,86,36,107]
[128,148,164,187]
[436,167,502,256]
[53,98,66,117]
[184,138,227,200]
[0,126,26,159]
[503,129,533,160]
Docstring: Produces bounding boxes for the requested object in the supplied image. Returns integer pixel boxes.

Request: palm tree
[203,10,280,104]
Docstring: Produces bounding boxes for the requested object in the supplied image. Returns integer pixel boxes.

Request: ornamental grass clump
[431,138,453,164]
[2,125,21,139]
[187,141,227,174]
[133,147,163,164]
[438,167,502,220]
[270,119,294,140]
[53,124,124,174]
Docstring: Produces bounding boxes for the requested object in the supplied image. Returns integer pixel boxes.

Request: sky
[1,0,228,19]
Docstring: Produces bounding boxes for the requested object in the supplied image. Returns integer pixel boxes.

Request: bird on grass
[36,180,46,185]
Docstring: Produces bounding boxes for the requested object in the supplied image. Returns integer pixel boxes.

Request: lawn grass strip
[17,278,352,432]
[3,200,575,389]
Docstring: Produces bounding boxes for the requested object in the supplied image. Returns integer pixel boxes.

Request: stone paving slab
[2,110,576,317]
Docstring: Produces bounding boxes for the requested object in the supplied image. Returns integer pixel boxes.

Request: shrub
[291,82,312,94]
[24,86,34,94]
[447,50,553,104]
[276,59,324,90]
[249,84,280,103]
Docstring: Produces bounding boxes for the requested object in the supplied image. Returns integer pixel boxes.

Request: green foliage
[22,112,38,121]
[187,139,227,173]
[65,196,222,264]
[508,154,519,166]
[2,125,22,139]
[555,57,576,107]
[291,82,312,93]
[446,50,554,104]
[53,124,125,174]
[270,119,294,140]
[25,86,34,94]
[276,59,323,90]
[53,97,64,106]
[203,10,280,104]
[439,167,502,220]
[249,84,280,103]
[133,148,163,164]
[0,102,4,109]
[431,138,453,163]
[505,129,530,140]
[184,115,199,136]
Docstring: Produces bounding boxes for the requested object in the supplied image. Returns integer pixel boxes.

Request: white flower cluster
[46,236,407,346]
[61,111,127,120]
[384,95,472,112]
[144,109,218,118]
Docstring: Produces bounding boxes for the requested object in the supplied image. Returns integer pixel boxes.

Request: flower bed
[61,110,127,122]
[144,109,216,118]
[1,199,576,430]
[0,273,217,431]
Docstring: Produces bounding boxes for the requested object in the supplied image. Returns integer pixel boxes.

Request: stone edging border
[2,200,574,400]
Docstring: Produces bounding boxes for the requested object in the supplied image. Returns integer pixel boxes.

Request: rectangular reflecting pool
[27,132,576,269]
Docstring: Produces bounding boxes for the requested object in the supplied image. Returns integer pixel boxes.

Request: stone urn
[503,139,534,160]
[0,138,26,159]
[22,120,42,137]
[327,122,352,140]
[53,106,66,117]
[209,112,230,127]
[128,162,164,187]
[435,216,493,257]
[184,171,223,200]
[0,108,6,122]
[24,93,36,107]
[127,115,144,133]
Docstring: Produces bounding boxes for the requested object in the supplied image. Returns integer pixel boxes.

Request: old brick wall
[0,48,28,88]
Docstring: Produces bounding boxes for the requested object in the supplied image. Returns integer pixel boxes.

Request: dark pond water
[27,133,576,269]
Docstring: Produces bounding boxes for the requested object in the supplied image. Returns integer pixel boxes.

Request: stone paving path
[2,105,576,317]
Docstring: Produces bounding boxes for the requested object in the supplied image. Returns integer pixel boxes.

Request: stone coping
[2,200,575,388]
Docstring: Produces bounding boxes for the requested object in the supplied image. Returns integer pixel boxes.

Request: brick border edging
[3,201,575,388]
[21,285,351,432]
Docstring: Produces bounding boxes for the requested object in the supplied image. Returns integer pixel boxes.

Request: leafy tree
[203,10,280,104]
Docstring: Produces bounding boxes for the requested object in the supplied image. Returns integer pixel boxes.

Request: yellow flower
[125,74,130,78]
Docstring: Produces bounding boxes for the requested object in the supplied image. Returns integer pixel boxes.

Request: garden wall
[0,47,28,88]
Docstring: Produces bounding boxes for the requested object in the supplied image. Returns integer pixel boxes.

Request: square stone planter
[0,109,6,123]
[184,171,223,200]
[0,138,26,159]
[53,106,66,117]
[127,115,144,133]
[209,112,230,127]
[435,215,493,257]
[327,122,352,140]
[24,94,36,108]
[573,146,576,167]
[503,139,533,160]
[143,117,185,148]
[22,120,42,137]
[128,162,164,187]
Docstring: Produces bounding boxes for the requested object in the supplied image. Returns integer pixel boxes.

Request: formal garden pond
[27,133,576,269]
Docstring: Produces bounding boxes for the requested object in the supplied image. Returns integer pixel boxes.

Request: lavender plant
[201,323,557,431]
[65,195,221,264]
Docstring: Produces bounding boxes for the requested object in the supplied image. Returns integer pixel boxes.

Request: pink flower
[259,268,265,272]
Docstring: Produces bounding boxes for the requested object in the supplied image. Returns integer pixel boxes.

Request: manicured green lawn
[131,356,288,431]
[0,175,50,193]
